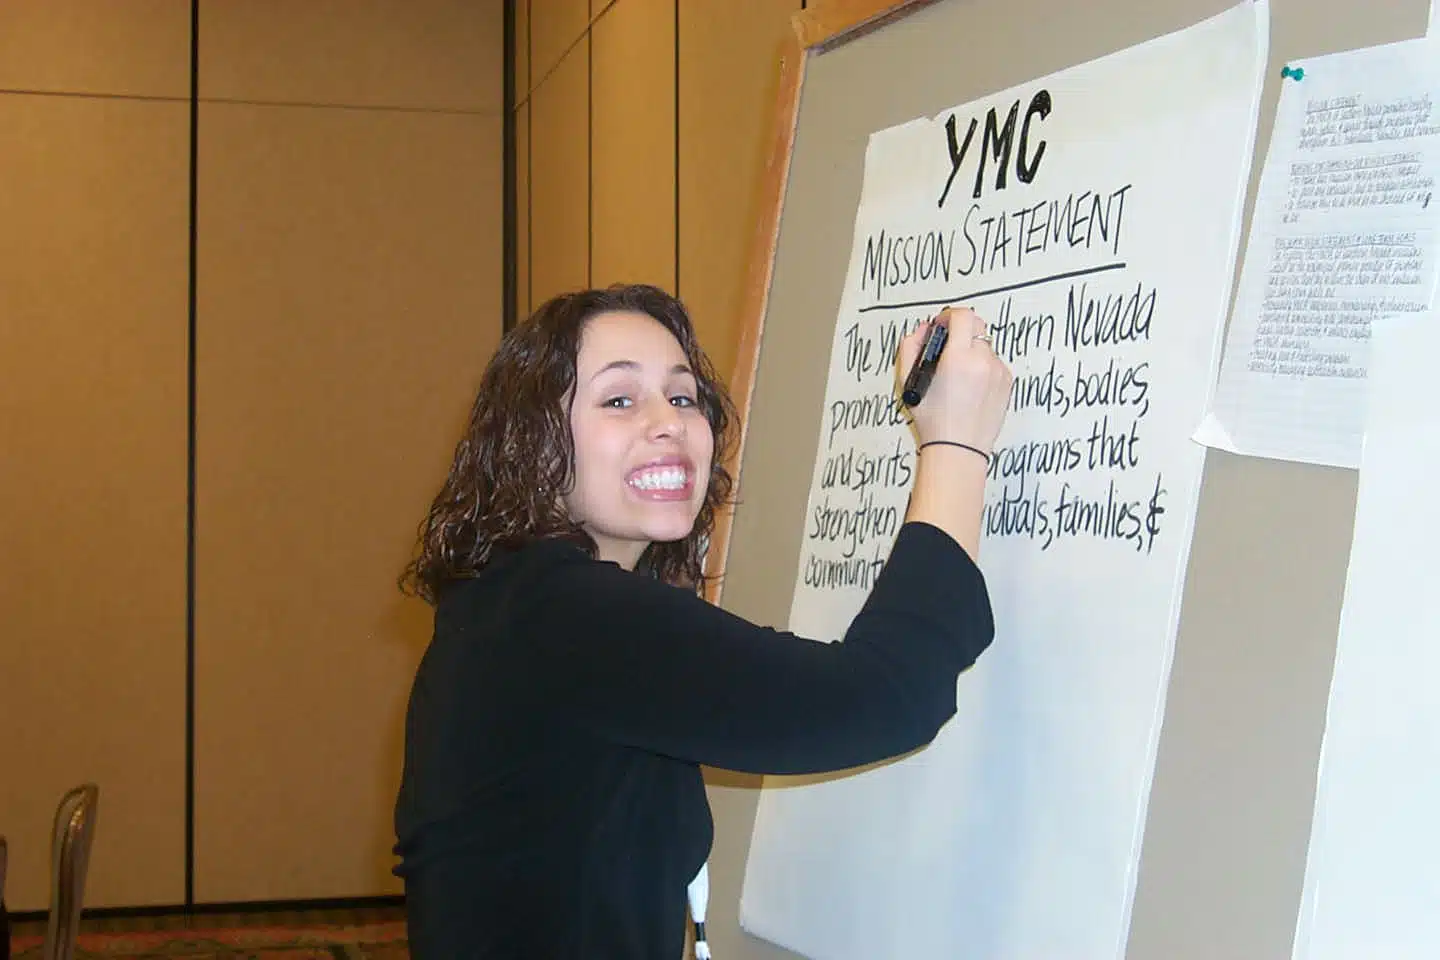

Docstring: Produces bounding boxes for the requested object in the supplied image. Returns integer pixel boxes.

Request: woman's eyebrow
[589,359,640,382]
[589,360,693,382]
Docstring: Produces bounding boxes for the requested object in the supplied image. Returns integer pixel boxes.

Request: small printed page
[1195,37,1440,468]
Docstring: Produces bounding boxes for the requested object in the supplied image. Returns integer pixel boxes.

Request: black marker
[900,319,949,408]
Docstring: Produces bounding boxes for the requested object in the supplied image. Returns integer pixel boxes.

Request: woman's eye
[670,395,697,408]
[603,396,632,408]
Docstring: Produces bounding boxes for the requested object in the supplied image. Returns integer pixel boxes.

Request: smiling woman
[400,285,734,599]
[391,284,1013,959]
[563,309,720,572]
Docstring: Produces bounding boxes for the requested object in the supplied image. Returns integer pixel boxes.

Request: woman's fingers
[956,306,988,348]
[895,305,996,388]
[896,316,932,383]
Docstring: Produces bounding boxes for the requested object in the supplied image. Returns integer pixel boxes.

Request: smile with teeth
[628,466,689,491]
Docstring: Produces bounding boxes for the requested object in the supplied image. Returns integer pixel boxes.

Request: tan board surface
[0,93,190,911]
[193,102,500,902]
[590,0,676,290]
[197,0,501,112]
[0,1,189,98]
[530,41,592,306]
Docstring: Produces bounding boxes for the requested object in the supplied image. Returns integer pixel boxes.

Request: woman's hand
[897,306,1013,454]
[895,306,1013,558]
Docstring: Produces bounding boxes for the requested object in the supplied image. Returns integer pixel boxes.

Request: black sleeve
[509,521,995,775]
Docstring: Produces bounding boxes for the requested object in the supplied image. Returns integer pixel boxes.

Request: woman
[392,284,1012,958]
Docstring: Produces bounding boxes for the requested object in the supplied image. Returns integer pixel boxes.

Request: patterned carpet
[8,921,409,958]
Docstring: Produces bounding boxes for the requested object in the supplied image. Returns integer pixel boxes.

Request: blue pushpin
[1281,64,1305,81]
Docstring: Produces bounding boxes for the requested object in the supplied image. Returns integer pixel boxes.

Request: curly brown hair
[400,283,737,605]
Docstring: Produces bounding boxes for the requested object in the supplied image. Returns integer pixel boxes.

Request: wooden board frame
[701,0,941,606]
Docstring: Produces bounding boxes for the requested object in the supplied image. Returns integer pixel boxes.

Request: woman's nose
[643,395,684,439]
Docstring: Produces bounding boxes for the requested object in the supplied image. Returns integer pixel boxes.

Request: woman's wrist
[917,438,992,465]
[906,444,989,558]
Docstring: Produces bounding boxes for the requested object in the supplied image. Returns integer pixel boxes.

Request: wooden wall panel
[0,95,189,910]
[677,0,800,382]
[194,104,501,902]
[198,0,502,111]
[530,0,589,87]
[529,43,591,307]
[190,0,504,903]
[518,101,533,319]
[0,1,189,98]
[590,0,675,290]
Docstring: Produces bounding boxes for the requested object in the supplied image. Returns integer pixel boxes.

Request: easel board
[701,1,1433,958]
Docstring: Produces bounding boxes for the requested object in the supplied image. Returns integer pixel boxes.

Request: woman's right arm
[499,307,1014,776]
[897,306,1013,559]
[503,518,992,776]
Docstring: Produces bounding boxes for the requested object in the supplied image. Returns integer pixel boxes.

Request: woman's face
[563,310,714,570]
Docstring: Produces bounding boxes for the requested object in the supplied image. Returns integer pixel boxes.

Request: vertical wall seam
[673,0,680,296]
[184,0,199,909]
[503,0,517,331]
[526,1,533,315]
[587,26,594,289]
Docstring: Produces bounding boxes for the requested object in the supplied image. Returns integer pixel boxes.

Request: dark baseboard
[8,893,405,924]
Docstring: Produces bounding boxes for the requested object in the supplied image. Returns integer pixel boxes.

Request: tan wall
[0,1,504,911]
[516,4,801,958]
[516,0,799,385]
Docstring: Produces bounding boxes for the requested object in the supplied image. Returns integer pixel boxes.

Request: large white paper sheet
[738,4,1269,959]
[1195,38,1440,468]
[1289,311,1440,960]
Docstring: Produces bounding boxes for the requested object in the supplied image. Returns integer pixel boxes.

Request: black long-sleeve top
[392,520,994,959]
